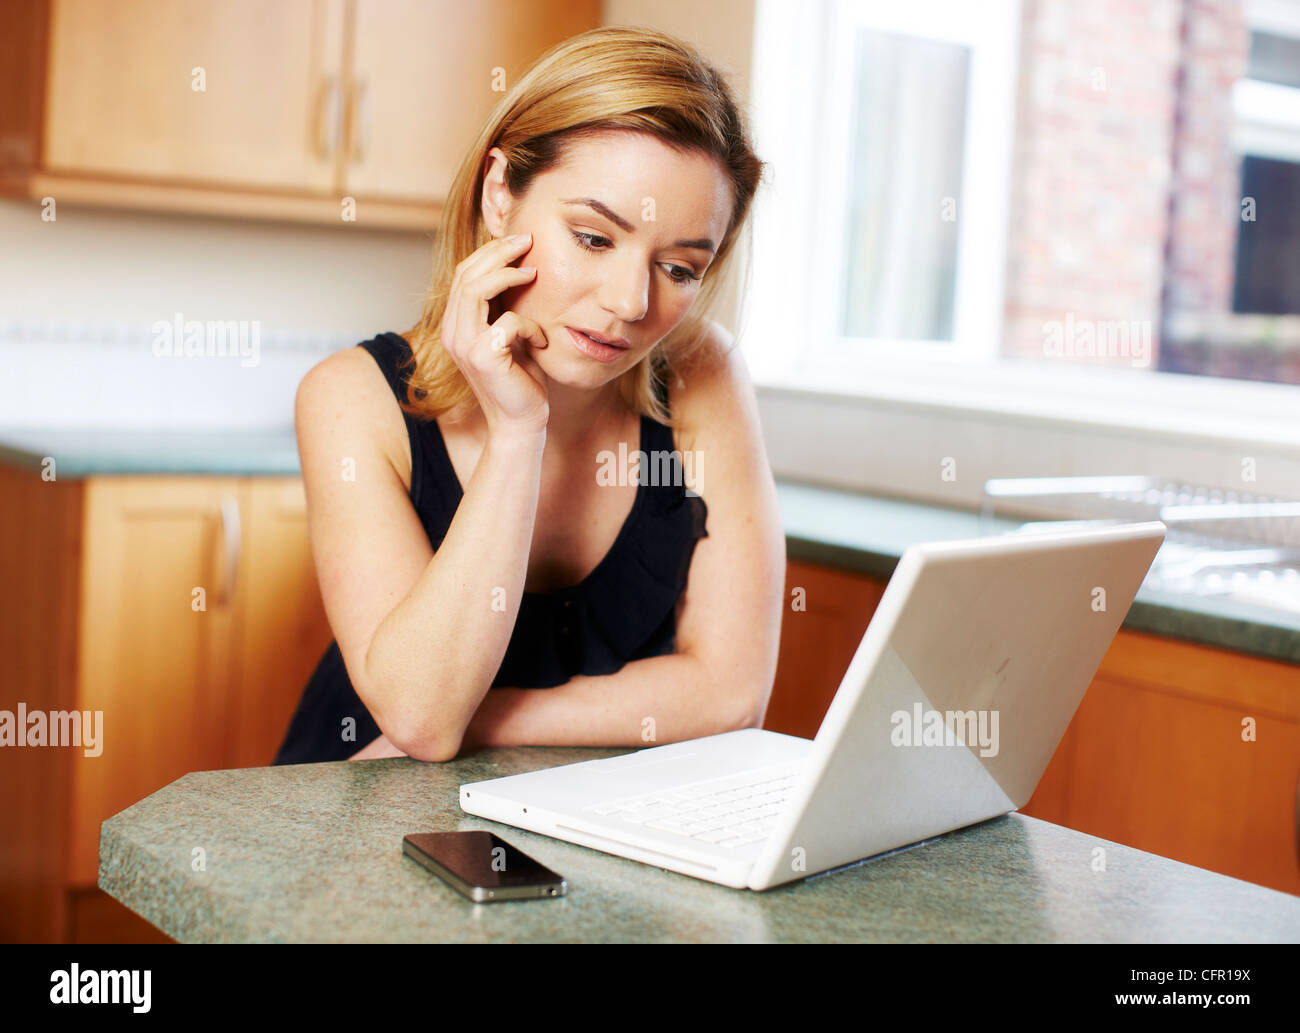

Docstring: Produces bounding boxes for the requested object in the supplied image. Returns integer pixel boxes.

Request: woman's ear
[480,146,515,239]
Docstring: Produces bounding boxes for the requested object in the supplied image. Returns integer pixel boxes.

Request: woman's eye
[572,230,701,287]
[571,230,611,251]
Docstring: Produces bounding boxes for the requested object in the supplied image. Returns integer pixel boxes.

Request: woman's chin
[535,349,627,389]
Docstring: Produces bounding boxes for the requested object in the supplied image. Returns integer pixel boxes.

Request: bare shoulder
[665,318,753,453]
[295,344,411,490]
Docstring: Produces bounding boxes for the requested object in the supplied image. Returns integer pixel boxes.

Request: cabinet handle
[218,495,242,607]
[349,77,371,164]
[314,74,342,160]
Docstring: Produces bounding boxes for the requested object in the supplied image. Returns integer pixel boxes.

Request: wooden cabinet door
[227,477,333,769]
[1022,630,1300,895]
[44,0,346,192]
[342,0,599,202]
[764,560,887,739]
[0,466,85,941]
[70,476,243,885]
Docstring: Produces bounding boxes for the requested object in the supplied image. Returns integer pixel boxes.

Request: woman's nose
[600,260,649,323]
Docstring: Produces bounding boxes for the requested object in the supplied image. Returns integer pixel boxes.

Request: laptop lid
[747,520,1167,890]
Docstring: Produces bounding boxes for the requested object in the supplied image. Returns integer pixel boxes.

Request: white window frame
[1232,2,1300,166]
[747,0,1021,377]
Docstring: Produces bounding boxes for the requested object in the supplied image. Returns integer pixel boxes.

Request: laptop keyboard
[581,762,803,849]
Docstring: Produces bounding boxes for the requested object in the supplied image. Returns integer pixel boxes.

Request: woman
[273,26,785,764]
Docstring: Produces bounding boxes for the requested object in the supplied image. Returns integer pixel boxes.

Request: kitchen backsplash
[0,317,358,429]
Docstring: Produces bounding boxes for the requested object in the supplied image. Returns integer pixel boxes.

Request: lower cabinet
[0,467,332,942]
[764,558,1300,896]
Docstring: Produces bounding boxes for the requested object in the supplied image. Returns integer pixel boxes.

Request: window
[840,30,969,343]
[746,0,1020,381]
[743,0,1298,504]
[1229,18,1300,317]
[1156,3,1300,387]
[1232,154,1300,314]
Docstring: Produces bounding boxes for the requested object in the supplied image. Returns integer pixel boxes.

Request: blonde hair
[399,26,764,427]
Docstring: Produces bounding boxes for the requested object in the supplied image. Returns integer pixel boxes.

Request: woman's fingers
[446,250,535,363]
[480,309,547,369]
[452,233,532,295]
[491,309,548,352]
[465,264,538,321]
[438,232,551,431]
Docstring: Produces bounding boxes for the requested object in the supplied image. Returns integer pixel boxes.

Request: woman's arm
[361,428,547,759]
[459,652,749,751]
[296,347,547,764]
[462,322,786,752]
[350,647,739,756]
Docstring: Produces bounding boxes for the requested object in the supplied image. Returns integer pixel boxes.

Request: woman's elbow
[734,680,772,732]
[391,722,462,763]
[356,672,462,763]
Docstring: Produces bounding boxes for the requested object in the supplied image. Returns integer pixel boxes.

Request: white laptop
[460,520,1167,890]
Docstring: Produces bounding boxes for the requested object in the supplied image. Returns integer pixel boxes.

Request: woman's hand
[440,232,550,439]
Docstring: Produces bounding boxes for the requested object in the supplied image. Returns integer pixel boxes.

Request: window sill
[748,350,1300,507]
[751,353,1300,451]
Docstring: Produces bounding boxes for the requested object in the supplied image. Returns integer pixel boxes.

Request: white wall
[0,201,434,429]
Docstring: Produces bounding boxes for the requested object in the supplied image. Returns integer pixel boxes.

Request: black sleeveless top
[272,331,709,764]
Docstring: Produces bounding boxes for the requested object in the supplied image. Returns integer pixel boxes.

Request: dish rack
[978,476,1300,615]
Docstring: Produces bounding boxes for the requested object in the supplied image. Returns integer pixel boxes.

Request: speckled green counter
[0,428,300,477]
[98,747,1300,943]
[777,481,1300,665]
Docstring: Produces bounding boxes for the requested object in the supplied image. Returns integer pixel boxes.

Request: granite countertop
[98,746,1300,943]
[1,427,1296,663]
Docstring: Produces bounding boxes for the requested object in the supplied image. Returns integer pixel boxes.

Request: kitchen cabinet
[0,0,599,228]
[42,0,344,193]
[764,560,888,740]
[1022,630,1300,897]
[765,559,1300,896]
[343,0,598,203]
[0,466,332,942]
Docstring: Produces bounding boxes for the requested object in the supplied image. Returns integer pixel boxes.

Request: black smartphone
[402,831,566,903]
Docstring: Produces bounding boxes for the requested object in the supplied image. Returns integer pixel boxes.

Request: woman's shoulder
[661,318,741,451]
[295,334,414,488]
[298,334,407,413]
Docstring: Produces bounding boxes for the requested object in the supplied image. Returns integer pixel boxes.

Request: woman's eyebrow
[561,197,716,253]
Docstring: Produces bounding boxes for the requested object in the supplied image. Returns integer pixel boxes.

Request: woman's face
[483,131,733,389]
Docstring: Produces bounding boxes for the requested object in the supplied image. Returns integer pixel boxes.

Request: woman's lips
[566,326,628,363]
[573,326,630,348]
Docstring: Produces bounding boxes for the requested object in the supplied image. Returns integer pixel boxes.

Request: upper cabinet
[43,0,344,193]
[345,0,596,203]
[0,0,600,229]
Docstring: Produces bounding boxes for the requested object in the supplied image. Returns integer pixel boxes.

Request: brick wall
[1000,0,1248,372]
[1162,0,1248,318]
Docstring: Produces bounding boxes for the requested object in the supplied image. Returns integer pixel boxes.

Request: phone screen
[403,831,564,896]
